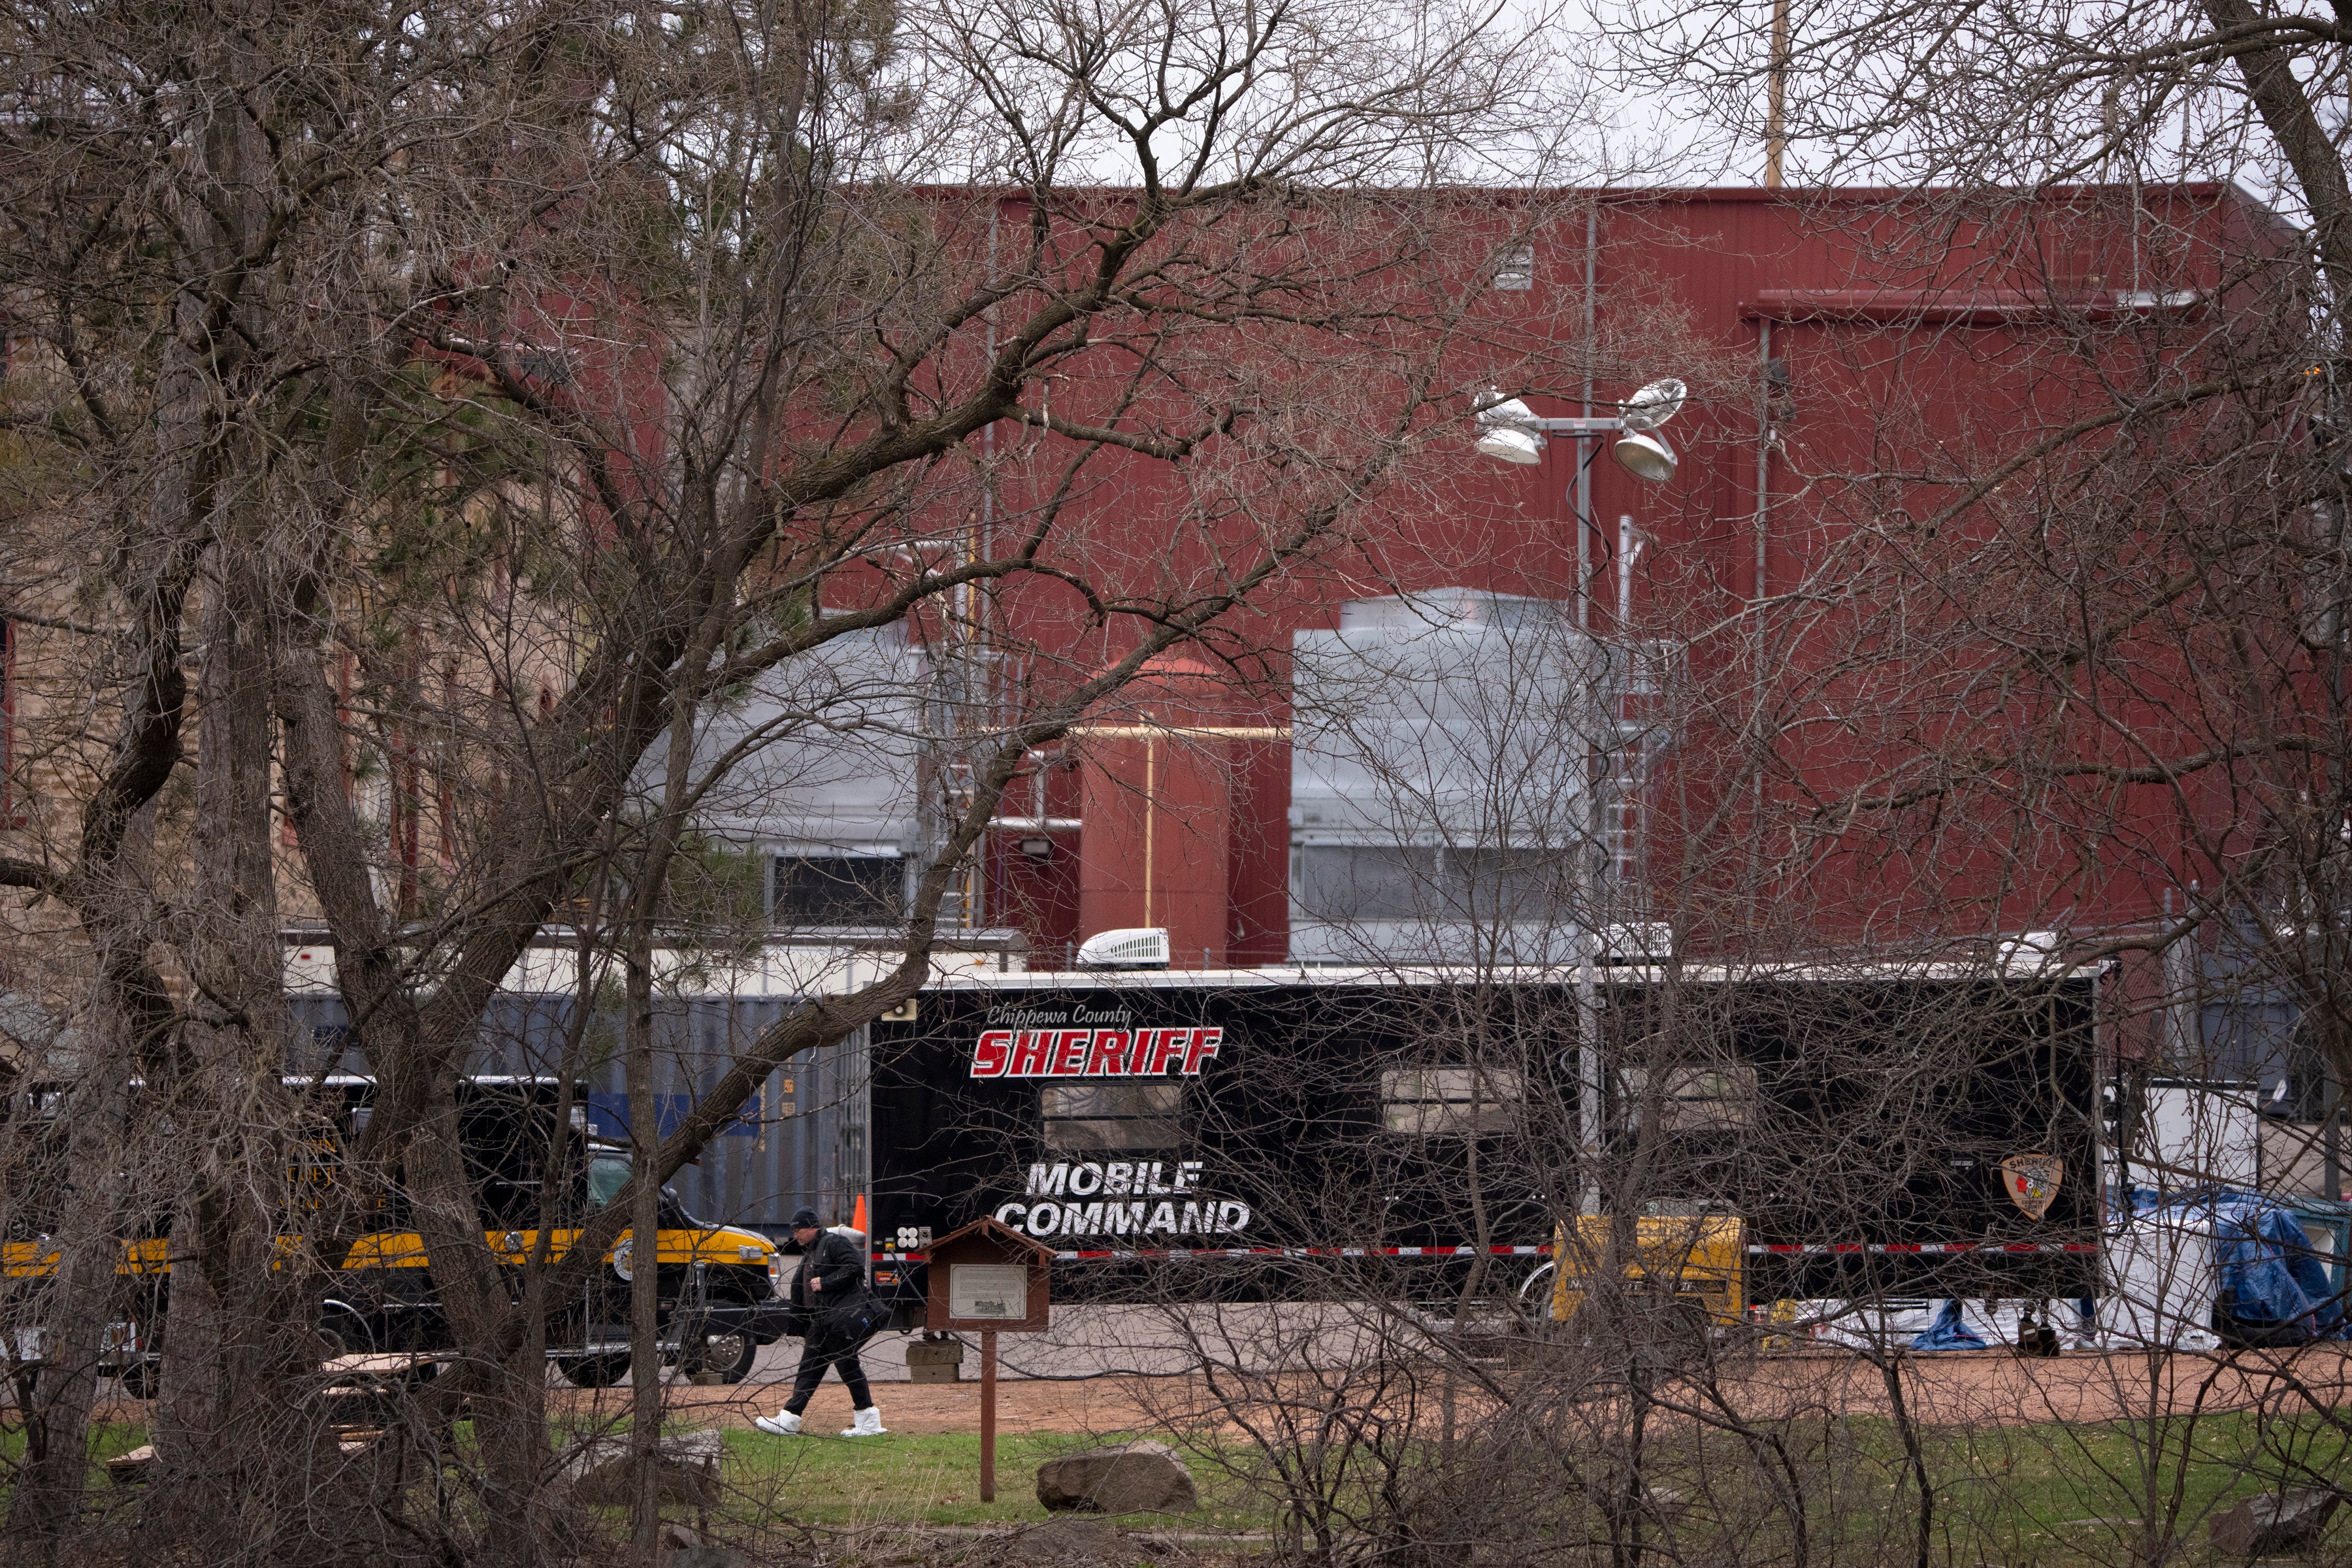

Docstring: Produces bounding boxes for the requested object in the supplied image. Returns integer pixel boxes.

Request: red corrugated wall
[955,184,2253,962]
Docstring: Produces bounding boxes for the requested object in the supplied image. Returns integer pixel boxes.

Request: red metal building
[860,185,2283,968]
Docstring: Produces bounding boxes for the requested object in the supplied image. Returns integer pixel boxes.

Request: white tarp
[2099,1217,2223,1350]
[1778,1298,2083,1350]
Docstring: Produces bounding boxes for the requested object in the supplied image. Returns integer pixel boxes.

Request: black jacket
[787,1230,868,1313]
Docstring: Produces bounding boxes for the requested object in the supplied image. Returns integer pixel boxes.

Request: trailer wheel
[318,1307,374,1359]
[1517,1262,1557,1311]
[117,1358,158,1400]
[555,1353,631,1388]
[685,1330,757,1384]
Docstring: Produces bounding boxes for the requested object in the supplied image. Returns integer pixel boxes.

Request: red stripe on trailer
[875,1239,2100,1264]
[1745,1242,2097,1255]
[876,1243,1558,1262]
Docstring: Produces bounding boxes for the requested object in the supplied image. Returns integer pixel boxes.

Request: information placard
[923,1217,1054,1504]
[949,1264,1032,1321]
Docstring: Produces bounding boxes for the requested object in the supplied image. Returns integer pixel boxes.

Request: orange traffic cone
[851,1193,868,1236]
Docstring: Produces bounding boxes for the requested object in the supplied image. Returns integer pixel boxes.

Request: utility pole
[1765,0,1789,188]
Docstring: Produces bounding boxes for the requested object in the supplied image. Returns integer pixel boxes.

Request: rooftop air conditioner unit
[1995,930,2065,970]
[1075,927,1171,970]
[1599,923,1673,964]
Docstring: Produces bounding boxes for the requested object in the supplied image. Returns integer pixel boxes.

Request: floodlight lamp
[1612,429,1676,482]
[1473,391,1546,465]
[1475,392,1539,427]
[1477,425,1546,465]
[1618,378,1689,433]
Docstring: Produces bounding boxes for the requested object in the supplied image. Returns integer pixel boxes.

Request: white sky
[868,0,2320,240]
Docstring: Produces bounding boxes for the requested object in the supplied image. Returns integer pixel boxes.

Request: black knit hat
[789,1206,821,1229]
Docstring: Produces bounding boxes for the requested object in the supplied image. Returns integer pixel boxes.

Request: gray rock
[562,1429,723,1508]
[2210,1488,2340,1558]
[661,1521,749,1568]
[1034,1441,1198,1516]
[1010,1516,1130,1563]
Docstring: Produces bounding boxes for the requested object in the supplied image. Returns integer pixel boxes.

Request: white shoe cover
[841,1405,887,1437]
[753,1411,804,1436]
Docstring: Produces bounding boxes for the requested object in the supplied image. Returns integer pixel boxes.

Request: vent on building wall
[1075,927,1171,970]
[1491,243,1535,291]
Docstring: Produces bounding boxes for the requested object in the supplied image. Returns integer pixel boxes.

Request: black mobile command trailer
[864,962,2104,1324]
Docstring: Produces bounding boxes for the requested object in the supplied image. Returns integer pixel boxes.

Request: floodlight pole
[1519,415,1628,633]
[1578,924,1603,1215]
[1478,400,1680,1221]
[1510,416,1632,1218]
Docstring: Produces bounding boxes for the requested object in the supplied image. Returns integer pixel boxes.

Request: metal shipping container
[287,992,867,1236]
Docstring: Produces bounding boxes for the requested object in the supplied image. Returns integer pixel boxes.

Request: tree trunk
[627,944,664,1559]
[145,555,306,1554]
[3,1019,137,1564]
[405,1082,584,1565]
[2,357,206,1557]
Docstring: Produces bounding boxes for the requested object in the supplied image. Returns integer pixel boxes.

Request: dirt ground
[561,1373,1186,1436]
[82,1344,2350,1436]
[554,1344,2352,1436]
[1699,1343,2352,1427]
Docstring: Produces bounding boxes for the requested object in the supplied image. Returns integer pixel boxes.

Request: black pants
[783,1331,872,1414]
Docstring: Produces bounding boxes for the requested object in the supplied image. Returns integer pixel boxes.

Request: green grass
[1918,1409,2352,1563]
[1604,1407,2352,1566]
[712,1409,2352,1554]
[0,1420,150,1467]
[719,1428,1273,1529]
[16,1405,2352,1560]
[0,1418,1269,1533]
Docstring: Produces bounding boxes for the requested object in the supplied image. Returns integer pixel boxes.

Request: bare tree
[1611,0,2352,1099]
[0,0,1605,1558]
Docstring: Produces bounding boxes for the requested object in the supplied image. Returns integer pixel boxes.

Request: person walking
[754,1207,888,1437]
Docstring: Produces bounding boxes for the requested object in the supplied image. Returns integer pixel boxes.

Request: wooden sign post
[926,1217,1053,1502]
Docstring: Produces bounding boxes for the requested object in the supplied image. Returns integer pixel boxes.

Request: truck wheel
[686,1331,757,1384]
[117,1358,158,1400]
[555,1353,631,1388]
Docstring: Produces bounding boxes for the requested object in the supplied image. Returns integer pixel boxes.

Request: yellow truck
[1548,1214,1746,1326]
[1,1077,792,1392]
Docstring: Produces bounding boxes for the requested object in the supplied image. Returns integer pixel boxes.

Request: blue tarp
[1910,1299,1988,1350]
[1902,1183,2351,1352]
[1907,1298,2095,1351]
[2123,1187,2347,1341]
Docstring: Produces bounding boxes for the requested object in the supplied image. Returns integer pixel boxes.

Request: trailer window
[1616,1065,1757,1132]
[1380,1068,1521,1135]
[1041,1083,1185,1152]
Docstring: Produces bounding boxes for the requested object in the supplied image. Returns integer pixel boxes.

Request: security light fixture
[1474,393,1547,465]
[1608,377,1687,480]
[1477,423,1546,465]
[1611,430,1676,482]
[1616,378,1688,432]
[1018,836,1053,859]
[1472,379,1689,482]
